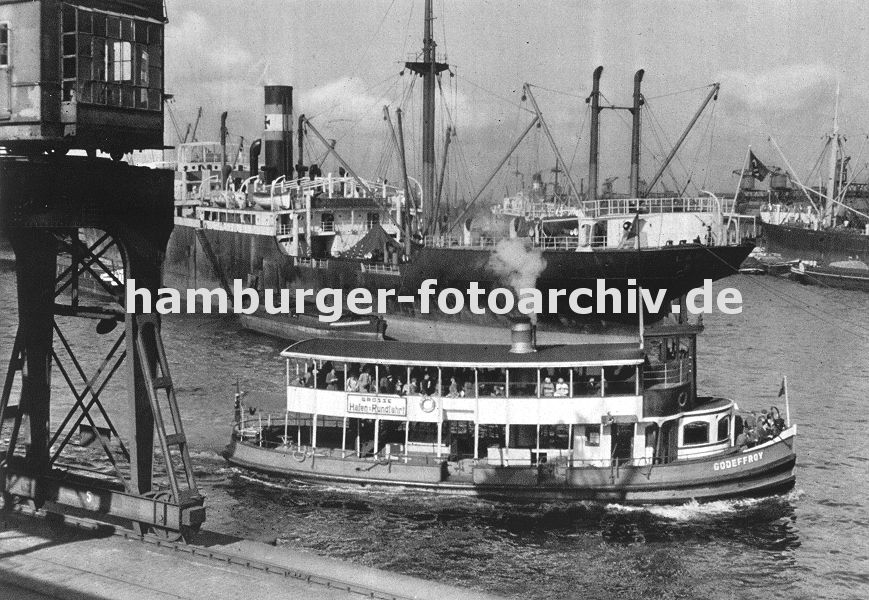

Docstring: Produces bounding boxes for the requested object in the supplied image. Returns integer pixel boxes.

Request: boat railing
[493,195,577,219]
[422,235,499,248]
[360,262,401,275]
[643,359,691,386]
[237,423,671,469]
[580,196,734,218]
[294,257,330,269]
[261,175,406,202]
[177,142,246,171]
[534,236,580,250]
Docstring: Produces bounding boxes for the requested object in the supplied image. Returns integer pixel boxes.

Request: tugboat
[223,321,796,503]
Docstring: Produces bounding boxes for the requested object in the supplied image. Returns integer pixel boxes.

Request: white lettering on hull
[713,451,763,471]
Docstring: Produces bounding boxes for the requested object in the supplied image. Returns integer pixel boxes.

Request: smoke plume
[488,239,547,321]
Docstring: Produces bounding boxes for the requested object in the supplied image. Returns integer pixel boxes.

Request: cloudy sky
[164,0,869,201]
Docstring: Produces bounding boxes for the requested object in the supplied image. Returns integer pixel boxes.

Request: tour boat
[223,323,797,503]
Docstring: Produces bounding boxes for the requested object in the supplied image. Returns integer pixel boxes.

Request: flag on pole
[778,378,786,397]
[749,151,770,181]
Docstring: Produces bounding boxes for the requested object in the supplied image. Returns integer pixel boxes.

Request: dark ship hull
[762,222,869,263]
[165,223,752,325]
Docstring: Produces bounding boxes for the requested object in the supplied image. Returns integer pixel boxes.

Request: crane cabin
[0,0,166,157]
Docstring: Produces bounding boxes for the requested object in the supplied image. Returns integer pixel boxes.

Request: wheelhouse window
[0,24,9,67]
[717,416,730,442]
[682,421,709,446]
[60,5,162,109]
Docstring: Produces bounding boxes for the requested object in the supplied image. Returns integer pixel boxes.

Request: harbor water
[1,265,867,599]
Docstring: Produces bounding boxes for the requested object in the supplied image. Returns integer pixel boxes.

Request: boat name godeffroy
[713,451,763,471]
[346,394,408,417]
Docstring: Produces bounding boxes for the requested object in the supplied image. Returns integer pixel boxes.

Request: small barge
[223,324,796,503]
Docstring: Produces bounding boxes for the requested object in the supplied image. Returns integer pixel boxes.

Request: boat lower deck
[223,427,796,504]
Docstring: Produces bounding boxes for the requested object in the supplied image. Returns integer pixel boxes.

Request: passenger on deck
[554,378,569,397]
[380,373,395,394]
[403,377,419,395]
[325,368,339,391]
[357,367,372,392]
[542,377,555,397]
[448,377,459,397]
[735,418,750,449]
[298,366,314,387]
[345,373,359,392]
[395,378,405,396]
[769,406,786,434]
[755,418,772,444]
[463,381,475,397]
[422,373,436,396]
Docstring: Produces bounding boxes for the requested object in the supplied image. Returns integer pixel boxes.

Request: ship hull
[165,223,752,326]
[223,429,796,504]
[790,264,869,291]
[762,221,869,263]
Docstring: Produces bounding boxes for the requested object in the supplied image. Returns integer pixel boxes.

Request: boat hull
[762,221,869,263]
[223,428,796,504]
[790,264,869,291]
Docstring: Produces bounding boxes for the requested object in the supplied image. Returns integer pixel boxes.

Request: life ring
[420,396,437,413]
[677,391,689,409]
[623,221,632,231]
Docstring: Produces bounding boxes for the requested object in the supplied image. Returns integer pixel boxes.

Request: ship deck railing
[579,196,736,218]
[263,175,405,203]
[294,257,330,269]
[234,428,702,469]
[360,262,401,275]
[492,195,577,219]
[422,234,609,250]
[190,173,406,210]
[422,235,499,248]
[535,236,582,250]
[644,358,692,386]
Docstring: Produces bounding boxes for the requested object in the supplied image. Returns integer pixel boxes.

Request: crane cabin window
[0,24,8,67]
[60,6,162,110]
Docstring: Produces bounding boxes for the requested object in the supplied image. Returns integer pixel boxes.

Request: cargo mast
[405,0,449,233]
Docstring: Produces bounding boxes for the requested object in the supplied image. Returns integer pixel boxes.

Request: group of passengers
[293,362,616,398]
[735,407,786,448]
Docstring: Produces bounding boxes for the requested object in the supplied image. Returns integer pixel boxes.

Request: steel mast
[405,0,449,233]
[825,84,840,228]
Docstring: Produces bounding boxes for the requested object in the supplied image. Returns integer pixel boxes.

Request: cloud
[719,63,835,112]
[166,11,255,83]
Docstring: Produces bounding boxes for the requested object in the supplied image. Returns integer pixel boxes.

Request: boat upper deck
[281,339,645,369]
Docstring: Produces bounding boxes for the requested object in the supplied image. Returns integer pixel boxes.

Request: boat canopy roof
[281,339,645,369]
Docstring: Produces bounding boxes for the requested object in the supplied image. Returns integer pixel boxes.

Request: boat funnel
[263,85,293,183]
[509,319,537,354]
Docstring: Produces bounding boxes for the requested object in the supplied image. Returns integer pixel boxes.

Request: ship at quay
[161,2,753,338]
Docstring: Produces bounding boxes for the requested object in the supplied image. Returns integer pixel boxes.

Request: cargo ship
[735,91,869,288]
[163,1,753,334]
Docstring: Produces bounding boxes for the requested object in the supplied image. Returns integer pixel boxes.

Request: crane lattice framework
[0,156,204,540]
